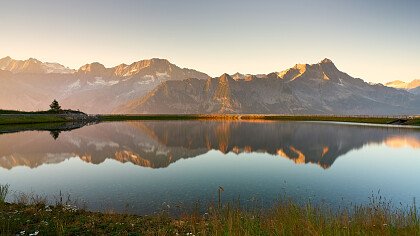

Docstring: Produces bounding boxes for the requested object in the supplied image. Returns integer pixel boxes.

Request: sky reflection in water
[0,121,419,214]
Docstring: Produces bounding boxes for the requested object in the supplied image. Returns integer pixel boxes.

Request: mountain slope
[0,56,75,74]
[410,87,420,95]
[0,57,210,113]
[61,58,210,113]
[116,59,420,115]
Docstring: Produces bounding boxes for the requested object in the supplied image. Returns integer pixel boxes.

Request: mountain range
[1,56,419,115]
[0,56,75,74]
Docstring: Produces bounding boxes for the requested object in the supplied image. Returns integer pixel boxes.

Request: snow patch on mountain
[156,72,169,79]
[68,79,81,89]
[87,77,120,86]
[141,75,155,80]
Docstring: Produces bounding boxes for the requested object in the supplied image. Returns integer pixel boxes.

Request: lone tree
[49,99,62,112]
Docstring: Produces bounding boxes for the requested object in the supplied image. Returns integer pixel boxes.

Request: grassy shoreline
[2,184,419,235]
[0,110,92,125]
[1,110,420,128]
[0,114,72,125]
[1,198,420,235]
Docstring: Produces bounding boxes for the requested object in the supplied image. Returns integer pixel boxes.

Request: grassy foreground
[100,114,420,126]
[1,199,420,235]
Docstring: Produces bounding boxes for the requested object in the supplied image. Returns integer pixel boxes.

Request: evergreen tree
[49,99,61,112]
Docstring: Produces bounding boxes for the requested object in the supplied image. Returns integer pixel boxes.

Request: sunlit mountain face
[113,59,420,115]
[1,56,420,114]
[1,121,419,170]
[386,79,420,94]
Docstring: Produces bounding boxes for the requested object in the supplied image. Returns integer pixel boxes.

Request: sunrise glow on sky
[1,0,419,83]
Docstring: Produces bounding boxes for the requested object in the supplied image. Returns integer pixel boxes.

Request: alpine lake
[1,120,420,215]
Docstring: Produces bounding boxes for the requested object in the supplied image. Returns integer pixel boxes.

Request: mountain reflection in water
[1,121,419,170]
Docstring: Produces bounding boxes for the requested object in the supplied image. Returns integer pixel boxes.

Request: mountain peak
[318,58,338,71]
[1,56,11,61]
[219,73,232,80]
[276,58,341,82]
[27,57,40,63]
[293,63,309,72]
[78,62,106,71]
[77,62,109,77]
[320,58,334,64]
[318,58,339,75]
[149,58,170,64]
[130,58,171,68]
[231,72,255,81]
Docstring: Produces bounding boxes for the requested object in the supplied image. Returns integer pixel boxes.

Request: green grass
[0,203,175,235]
[2,109,419,127]
[0,109,48,114]
[406,119,420,126]
[99,114,420,126]
[1,197,420,235]
[1,184,420,235]
[0,109,90,125]
[0,109,84,115]
[0,115,69,125]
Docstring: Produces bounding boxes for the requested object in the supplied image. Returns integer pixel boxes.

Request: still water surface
[0,121,419,214]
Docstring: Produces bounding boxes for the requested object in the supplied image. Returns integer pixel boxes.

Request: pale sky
[0,0,419,83]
